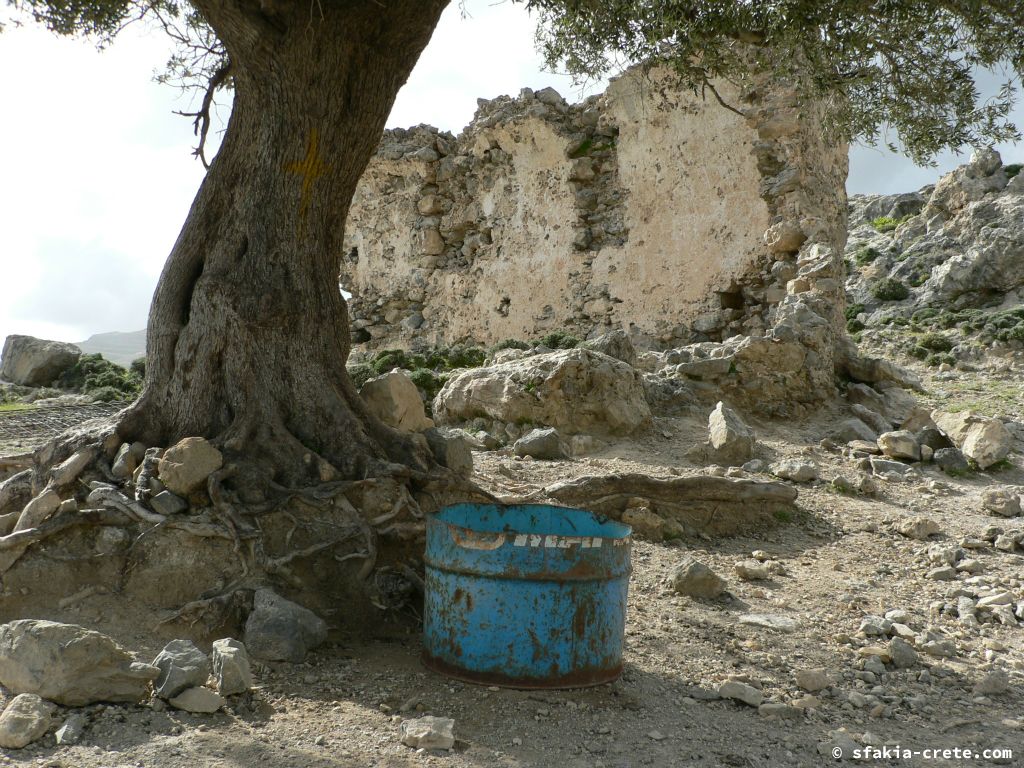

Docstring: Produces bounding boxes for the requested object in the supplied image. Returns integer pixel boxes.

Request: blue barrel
[422,503,631,688]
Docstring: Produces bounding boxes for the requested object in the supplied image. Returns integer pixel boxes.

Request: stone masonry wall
[343,66,850,408]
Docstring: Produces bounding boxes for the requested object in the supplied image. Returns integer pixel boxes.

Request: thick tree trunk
[121,0,450,485]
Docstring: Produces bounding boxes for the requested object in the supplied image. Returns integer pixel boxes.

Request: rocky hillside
[845,150,1024,369]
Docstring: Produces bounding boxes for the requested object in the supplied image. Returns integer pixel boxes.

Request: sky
[1,1,1022,344]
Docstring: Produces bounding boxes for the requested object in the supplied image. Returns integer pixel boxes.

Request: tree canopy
[9,0,1024,164]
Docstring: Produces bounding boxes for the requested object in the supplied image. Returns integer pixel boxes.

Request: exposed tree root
[540,473,800,537]
[0,411,493,635]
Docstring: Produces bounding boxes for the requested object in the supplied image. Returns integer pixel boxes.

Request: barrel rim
[434,502,632,541]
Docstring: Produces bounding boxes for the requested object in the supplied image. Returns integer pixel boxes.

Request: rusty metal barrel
[422,502,631,688]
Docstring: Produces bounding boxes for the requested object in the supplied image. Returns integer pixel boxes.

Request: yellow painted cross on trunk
[285,128,332,228]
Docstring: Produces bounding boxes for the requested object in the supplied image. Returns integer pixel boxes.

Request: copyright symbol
[832,747,843,759]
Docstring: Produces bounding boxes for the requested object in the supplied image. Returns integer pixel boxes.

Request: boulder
[423,428,473,476]
[877,430,921,462]
[513,427,568,460]
[433,348,650,435]
[932,411,1012,469]
[580,330,637,367]
[981,488,1021,517]
[895,517,941,540]
[0,694,54,749]
[0,335,80,387]
[669,556,726,599]
[244,588,328,663]
[359,370,434,432]
[211,638,253,696]
[158,437,223,496]
[152,639,209,700]
[705,401,755,466]
[769,459,818,483]
[0,620,158,706]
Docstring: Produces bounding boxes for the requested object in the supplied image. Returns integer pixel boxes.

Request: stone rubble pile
[0,619,255,749]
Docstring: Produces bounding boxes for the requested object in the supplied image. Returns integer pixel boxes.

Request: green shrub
[925,353,956,367]
[909,345,929,360]
[347,363,375,389]
[88,386,129,403]
[871,277,910,302]
[434,345,486,370]
[854,246,880,265]
[918,332,954,352]
[536,331,579,350]
[844,303,866,321]
[55,353,141,399]
[130,357,146,378]
[408,368,448,406]
[492,338,530,352]
[1005,163,1022,179]
[871,214,913,233]
[846,318,865,333]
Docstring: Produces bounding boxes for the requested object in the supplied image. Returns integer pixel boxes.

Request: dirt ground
[1,359,1022,767]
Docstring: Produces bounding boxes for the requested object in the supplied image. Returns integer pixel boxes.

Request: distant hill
[76,329,146,368]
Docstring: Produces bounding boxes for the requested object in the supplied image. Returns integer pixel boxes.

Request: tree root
[540,472,801,537]
[0,412,493,634]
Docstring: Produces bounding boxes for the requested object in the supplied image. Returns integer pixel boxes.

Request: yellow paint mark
[285,128,332,226]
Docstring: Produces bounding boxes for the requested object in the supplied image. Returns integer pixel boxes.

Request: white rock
[769,459,818,483]
[0,335,80,387]
[738,613,798,633]
[359,370,435,432]
[670,556,726,598]
[399,715,455,750]
[0,694,54,749]
[877,430,921,461]
[895,517,941,540]
[158,437,224,496]
[718,681,763,707]
[795,668,830,692]
[433,348,650,436]
[152,639,209,700]
[932,411,1012,469]
[706,401,755,465]
[981,488,1021,517]
[168,686,226,713]
[54,713,87,745]
[211,638,252,696]
[0,620,158,706]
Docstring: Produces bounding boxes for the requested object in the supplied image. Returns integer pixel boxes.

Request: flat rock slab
[738,613,799,633]
[544,473,798,536]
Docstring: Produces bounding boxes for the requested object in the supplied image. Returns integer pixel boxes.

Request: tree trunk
[121,0,450,485]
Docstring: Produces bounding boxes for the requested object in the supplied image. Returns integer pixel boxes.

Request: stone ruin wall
[343,66,850,407]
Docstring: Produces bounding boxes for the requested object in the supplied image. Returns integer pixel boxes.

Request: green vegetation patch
[870,277,910,302]
[55,353,142,401]
[854,246,880,265]
[871,214,914,233]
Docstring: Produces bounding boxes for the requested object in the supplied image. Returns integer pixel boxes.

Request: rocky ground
[1,152,1023,767]
[0,354,1021,767]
